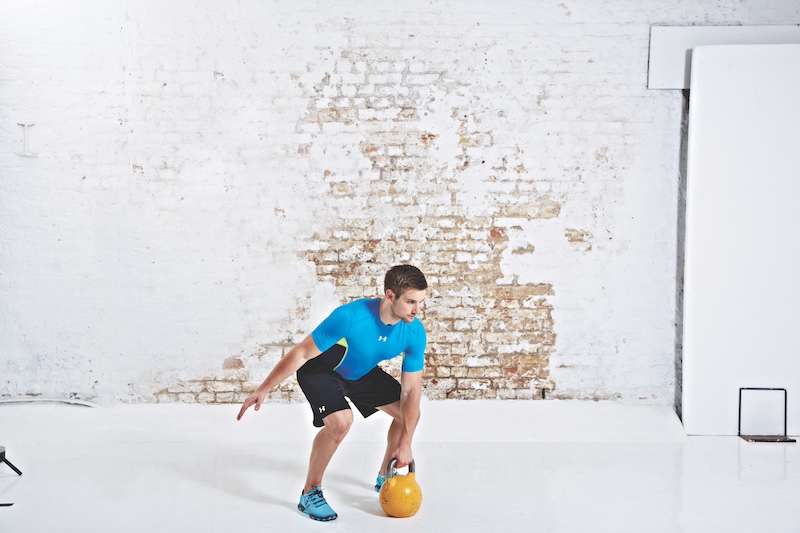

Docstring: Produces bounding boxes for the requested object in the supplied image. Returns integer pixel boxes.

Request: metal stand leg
[0,446,22,476]
[0,446,21,507]
[1,457,22,476]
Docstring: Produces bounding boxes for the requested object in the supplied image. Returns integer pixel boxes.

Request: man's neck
[378,297,399,326]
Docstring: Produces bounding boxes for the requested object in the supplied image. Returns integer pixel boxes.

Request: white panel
[648,26,800,89]
[683,44,800,436]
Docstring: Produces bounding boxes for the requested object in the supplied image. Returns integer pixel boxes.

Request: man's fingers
[237,395,264,420]
[237,398,254,420]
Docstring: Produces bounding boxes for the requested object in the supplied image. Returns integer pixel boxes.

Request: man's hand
[236,390,266,420]
[391,442,414,469]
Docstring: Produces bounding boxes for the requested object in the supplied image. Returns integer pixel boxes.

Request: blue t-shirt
[311,298,426,380]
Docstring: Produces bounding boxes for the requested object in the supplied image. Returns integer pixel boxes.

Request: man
[236,264,428,522]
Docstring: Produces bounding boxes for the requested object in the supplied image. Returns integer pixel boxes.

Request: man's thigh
[347,366,401,419]
[297,358,351,427]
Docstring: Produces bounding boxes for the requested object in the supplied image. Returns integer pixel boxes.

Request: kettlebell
[379,458,422,518]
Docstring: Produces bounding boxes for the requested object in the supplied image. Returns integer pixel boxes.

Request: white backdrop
[682,44,800,435]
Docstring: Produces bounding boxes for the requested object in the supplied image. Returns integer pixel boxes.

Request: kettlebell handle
[385,458,415,478]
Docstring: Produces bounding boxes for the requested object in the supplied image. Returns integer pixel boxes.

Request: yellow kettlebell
[379,458,422,518]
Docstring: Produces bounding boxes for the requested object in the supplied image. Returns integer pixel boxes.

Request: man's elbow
[400,387,422,408]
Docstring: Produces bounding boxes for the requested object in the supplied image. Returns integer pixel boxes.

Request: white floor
[1,400,798,532]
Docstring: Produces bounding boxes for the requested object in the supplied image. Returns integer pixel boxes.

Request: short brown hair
[384,264,428,297]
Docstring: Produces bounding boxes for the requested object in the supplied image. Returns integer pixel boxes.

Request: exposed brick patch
[154,365,304,404]
[222,357,244,370]
[565,228,593,253]
[290,45,557,401]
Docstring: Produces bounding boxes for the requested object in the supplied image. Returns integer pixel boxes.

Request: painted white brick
[357,83,376,95]
[315,98,333,109]
[369,73,403,84]
[405,73,441,85]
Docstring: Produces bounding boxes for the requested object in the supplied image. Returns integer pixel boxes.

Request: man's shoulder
[337,298,379,318]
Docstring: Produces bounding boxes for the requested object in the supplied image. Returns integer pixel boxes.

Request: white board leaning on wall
[681,44,800,436]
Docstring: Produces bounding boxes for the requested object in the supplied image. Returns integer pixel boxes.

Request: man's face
[389,288,426,323]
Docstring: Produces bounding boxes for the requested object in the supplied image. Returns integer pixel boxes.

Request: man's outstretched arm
[236,334,321,420]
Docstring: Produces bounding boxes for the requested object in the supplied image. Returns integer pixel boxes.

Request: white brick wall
[1,0,798,404]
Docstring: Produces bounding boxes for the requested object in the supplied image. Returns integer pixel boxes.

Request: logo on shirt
[319,406,326,413]
[377,336,387,342]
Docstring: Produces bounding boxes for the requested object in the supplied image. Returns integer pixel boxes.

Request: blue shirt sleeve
[400,325,427,373]
[311,305,352,352]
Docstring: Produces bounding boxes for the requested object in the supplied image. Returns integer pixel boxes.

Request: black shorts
[297,355,401,428]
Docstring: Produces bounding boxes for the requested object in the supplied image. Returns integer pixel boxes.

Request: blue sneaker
[374,469,398,492]
[298,487,337,521]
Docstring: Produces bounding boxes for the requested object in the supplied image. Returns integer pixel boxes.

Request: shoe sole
[298,503,337,521]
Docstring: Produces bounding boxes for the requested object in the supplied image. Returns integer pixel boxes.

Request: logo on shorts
[378,336,387,342]
[319,406,326,413]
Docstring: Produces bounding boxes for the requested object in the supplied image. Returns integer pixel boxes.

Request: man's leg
[304,409,354,493]
[376,401,402,477]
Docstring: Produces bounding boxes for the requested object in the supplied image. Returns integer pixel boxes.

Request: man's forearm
[398,388,421,446]
[257,335,320,393]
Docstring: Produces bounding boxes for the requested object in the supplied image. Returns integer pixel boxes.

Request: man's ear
[385,289,396,302]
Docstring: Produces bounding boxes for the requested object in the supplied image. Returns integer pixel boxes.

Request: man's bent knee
[322,409,353,440]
